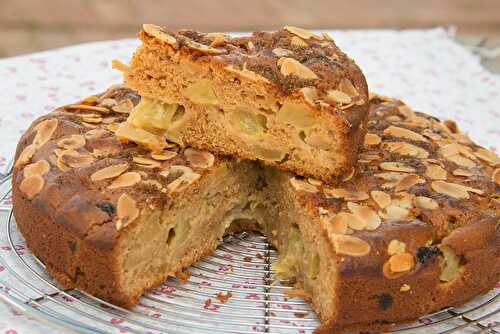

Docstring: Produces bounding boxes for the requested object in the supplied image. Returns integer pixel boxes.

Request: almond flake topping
[33,119,58,147]
[184,148,215,169]
[382,142,429,158]
[493,168,500,185]
[452,169,473,177]
[272,48,293,57]
[384,126,427,142]
[325,90,351,105]
[179,35,227,55]
[364,133,381,146]
[167,165,201,193]
[290,36,308,47]
[19,175,45,199]
[328,213,349,234]
[289,177,318,193]
[323,188,369,201]
[224,65,271,84]
[116,193,139,230]
[109,172,142,189]
[283,26,323,40]
[279,57,318,80]
[332,235,371,257]
[347,202,381,231]
[371,190,391,209]
[15,144,37,167]
[424,162,447,180]
[431,181,482,200]
[24,160,50,178]
[142,24,178,48]
[473,148,500,166]
[151,150,178,161]
[90,163,129,181]
[58,150,95,168]
[395,174,423,192]
[112,99,134,114]
[380,162,416,173]
[414,196,439,210]
[382,204,410,220]
[57,135,86,150]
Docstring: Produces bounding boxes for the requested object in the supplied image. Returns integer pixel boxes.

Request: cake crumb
[176,269,191,283]
[400,284,411,292]
[256,252,264,259]
[215,291,233,303]
[243,256,252,262]
[204,298,212,308]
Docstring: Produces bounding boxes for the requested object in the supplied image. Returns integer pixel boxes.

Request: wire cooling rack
[0,167,498,334]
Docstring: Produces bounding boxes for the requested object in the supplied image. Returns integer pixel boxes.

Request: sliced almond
[279,57,318,80]
[431,181,470,199]
[424,162,447,180]
[224,65,271,84]
[272,48,293,57]
[65,104,109,113]
[446,154,476,168]
[57,135,86,150]
[325,90,351,105]
[323,188,369,201]
[414,196,439,210]
[383,126,427,142]
[24,160,50,178]
[15,144,37,167]
[180,35,227,55]
[19,174,45,199]
[383,205,409,220]
[283,26,323,40]
[380,162,416,173]
[289,177,318,193]
[329,213,349,234]
[112,99,134,114]
[332,235,371,257]
[347,202,381,231]
[167,165,201,193]
[387,240,406,255]
[84,128,108,140]
[151,150,178,161]
[33,119,58,147]
[299,87,318,106]
[184,148,215,169]
[133,156,161,166]
[473,148,500,166]
[109,172,141,189]
[395,174,422,192]
[142,23,178,48]
[82,116,102,124]
[116,193,139,230]
[90,163,129,181]
[290,36,308,47]
[382,142,429,158]
[452,168,473,177]
[492,168,500,185]
[364,133,381,146]
[388,252,414,273]
[58,150,95,168]
[307,178,322,186]
[371,190,391,209]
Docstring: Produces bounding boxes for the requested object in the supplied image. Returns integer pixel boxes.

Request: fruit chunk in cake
[12,87,500,333]
[114,25,369,183]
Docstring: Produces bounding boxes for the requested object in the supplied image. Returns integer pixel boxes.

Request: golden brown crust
[11,88,500,332]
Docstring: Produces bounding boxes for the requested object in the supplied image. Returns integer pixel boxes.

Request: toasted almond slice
[15,144,37,167]
[324,188,369,201]
[65,104,110,113]
[299,87,318,106]
[389,252,414,273]
[452,168,474,177]
[473,148,500,166]
[19,174,45,199]
[179,35,227,55]
[57,134,86,150]
[90,163,129,181]
[151,150,178,161]
[112,99,134,114]
[279,57,318,80]
[59,150,95,168]
[332,235,371,257]
[325,90,351,105]
[395,174,422,192]
[133,156,160,165]
[383,205,410,220]
[82,117,103,124]
[224,65,271,84]
[184,148,215,169]
[371,190,391,209]
[167,165,201,193]
[116,193,139,230]
[364,133,381,146]
[289,177,318,193]
[291,36,308,47]
[329,213,349,234]
[382,142,429,158]
[414,196,439,210]
[24,160,50,178]
[109,172,141,189]
[142,23,178,48]
[387,240,406,255]
[347,202,381,231]
[272,48,293,57]
[424,162,447,180]
[33,119,58,147]
[431,181,470,199]
[283,26,323,40]
[384,126,427,142]
[380,162,416,173]
[84,128,108,140]
[307,178,322,186]
[446,154,476,168]
[492,168,500,185]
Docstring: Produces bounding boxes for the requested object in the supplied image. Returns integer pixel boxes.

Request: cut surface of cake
[114,25,369,183]
[12,86,500,333]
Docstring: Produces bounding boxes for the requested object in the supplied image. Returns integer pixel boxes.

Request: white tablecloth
[0,28,498,333]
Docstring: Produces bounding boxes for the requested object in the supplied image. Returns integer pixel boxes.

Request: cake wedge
[114,25,369,183]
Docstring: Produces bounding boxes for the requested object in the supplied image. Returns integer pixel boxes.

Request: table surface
[0,28,499,333]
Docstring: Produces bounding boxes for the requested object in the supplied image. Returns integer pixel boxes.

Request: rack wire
[0,167,498,334]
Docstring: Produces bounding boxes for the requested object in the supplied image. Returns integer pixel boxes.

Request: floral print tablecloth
[0,28,498,333]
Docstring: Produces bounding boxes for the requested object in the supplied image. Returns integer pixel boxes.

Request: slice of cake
[12,87,500,333]
[114,25,369,183]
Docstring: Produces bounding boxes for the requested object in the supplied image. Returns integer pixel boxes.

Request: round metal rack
[0,173,498,333]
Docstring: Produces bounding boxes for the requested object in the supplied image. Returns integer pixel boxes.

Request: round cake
[12,85,500,333]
